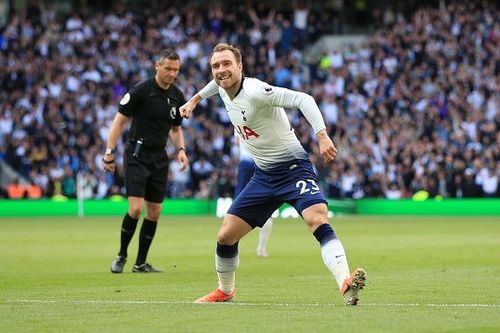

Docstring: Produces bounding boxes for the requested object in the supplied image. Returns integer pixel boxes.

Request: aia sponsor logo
[236,125,259,140]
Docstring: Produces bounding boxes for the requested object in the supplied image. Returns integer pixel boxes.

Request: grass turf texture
[1,215,499,332]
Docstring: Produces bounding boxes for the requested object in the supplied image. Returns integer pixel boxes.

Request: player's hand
[316,129,337,163]
[178,150,189,171]
[101,155,116,173]
[179,100,197,119]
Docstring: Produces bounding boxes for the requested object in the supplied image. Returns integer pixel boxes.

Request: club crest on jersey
[170,106,177,119]
[241,109,247,121]
[236,125,259,140]
[261,85,274,95]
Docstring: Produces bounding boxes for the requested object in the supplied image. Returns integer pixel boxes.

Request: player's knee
[305,212,328,230]
[144,202,162,220]
[145,208,161,221]
[128,206,143,219]
[302,204,328,230]
[217,230,239,246]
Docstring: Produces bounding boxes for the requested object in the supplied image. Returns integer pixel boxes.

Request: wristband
[102,158,115,164]
[178,147,185,152]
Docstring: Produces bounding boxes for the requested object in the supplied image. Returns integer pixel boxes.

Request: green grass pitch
[1,215,499,332]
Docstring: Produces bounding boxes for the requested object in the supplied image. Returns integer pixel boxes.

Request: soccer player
[103,49,189,273]
[236,136,273,257]
[181,43,366,305]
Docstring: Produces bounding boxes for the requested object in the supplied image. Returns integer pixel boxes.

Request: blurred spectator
[385,182,402,200]
[0,0,498,200]
[6,179,25,199]
[168,154,191,198]
[477,165,499,197]
[26,181,42,199]
[191,154,214,191]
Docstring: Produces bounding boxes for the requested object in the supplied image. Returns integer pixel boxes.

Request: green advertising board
[0,198,498,217]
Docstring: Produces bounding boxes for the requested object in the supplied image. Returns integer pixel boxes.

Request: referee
[102,49,189,273]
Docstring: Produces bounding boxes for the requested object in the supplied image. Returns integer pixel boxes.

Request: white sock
[215,254,239,293]
[320,238,350,290]
[257,218,273,252]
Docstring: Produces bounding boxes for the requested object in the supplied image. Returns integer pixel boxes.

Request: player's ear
[155,59,162,71]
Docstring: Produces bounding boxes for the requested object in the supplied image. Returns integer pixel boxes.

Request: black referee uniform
[106,49,187,274]
[119,77,185,203]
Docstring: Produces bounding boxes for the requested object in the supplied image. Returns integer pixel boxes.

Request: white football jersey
[237,135,254,162]
[200,77,326,170]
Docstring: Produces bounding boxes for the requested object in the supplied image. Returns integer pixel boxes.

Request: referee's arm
[170,125,189,171]
[102,112,129,173]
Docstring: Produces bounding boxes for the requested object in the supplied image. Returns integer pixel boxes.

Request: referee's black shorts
[124,145,168,203]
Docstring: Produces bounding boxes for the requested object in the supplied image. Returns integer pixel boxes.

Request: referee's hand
[102,155,116,173]
[178,149,189,171]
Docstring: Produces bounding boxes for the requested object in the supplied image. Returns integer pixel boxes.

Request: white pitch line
[3,299,500,308]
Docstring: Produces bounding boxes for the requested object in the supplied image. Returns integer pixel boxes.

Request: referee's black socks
[118,213,139,258]
[136,218,157,265]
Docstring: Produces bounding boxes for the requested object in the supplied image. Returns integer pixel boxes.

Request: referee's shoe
[132,263,163,273]
[110,256,127,273]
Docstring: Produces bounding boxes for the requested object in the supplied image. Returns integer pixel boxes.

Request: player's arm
[254,84,337,162]
[180,80,219,118]
[102,112,130,173]
[102,88,139,173]
[169,125,188,171]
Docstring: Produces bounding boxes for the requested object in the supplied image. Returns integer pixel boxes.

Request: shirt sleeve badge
[261,85,274,95]
[119,93,131,105]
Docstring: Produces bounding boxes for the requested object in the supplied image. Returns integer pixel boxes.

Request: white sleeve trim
[199,80,219,99]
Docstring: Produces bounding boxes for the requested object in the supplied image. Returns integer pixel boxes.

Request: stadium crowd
[0,1,498,200]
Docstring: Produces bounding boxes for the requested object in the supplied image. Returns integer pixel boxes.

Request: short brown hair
[211,43,242,64]
[158,49,180,63]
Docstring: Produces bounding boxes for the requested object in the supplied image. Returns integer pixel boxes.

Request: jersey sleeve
[250,81,326,134]
[198,80,220,99]
[118,85,141,117]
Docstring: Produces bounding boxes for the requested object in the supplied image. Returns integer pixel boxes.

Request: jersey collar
[234,76,245,98]
[153,77,170,92]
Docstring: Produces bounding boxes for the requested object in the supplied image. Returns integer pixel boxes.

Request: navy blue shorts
[235,160,255,196]
[228,159,328,228]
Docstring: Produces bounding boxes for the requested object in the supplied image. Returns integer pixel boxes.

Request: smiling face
[210,49,243,97]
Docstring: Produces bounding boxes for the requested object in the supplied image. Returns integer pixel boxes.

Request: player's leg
[132,159,167,273]
[216,214,252,291]
[257,217,273,257]
[195,177,278,303]
[302,203,366,305]
[110,196,144,273]
[194,214,252,303]
[111,150,150,273]
[302,203,350,286]
[132,200,163,272]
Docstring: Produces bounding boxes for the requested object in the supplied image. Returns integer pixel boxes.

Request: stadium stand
[0,0,498,199]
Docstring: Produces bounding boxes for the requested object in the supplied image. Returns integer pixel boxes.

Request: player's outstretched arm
[180,95,202,119]
[180,80,220,119]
